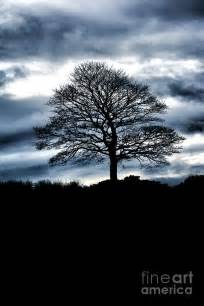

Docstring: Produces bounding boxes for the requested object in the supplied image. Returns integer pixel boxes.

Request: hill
[0,174,203,203]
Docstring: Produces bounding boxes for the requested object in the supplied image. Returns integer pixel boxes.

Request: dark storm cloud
[168,71,204,103]
[185,117,204,133]
[164,104,204,135]
[0,94,45,119]
[147,69,204,102]
[1,0,203,62]
[0,164,49,181]
[0,94,47,158]
[126,0,204,20]
[124,0,204,60]
[169,82,204,101]
[145,159,204,178]
[0,94,49,180]
[0,66,28,87]
[0,10,128,61]
[0,94,47,131]
[0,130,34,150]
[139,70,204,134]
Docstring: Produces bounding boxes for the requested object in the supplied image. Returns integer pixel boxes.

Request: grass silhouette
[0,175,203,203]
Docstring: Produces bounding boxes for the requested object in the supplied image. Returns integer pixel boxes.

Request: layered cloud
[1,0,204,61]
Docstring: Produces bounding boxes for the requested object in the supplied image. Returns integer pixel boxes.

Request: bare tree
[35,62,184,181]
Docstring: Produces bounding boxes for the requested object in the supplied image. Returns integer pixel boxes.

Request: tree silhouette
[35,62,184,181]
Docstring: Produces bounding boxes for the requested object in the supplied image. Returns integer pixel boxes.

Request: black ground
[1,175,203,304]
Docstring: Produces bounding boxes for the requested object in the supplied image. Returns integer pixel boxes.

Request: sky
[0,0,204,184]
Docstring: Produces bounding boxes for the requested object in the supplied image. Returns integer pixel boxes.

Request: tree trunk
[109,125,118,181]
[110,155,118,181]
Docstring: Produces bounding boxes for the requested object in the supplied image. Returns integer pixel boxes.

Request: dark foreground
[0,174,203,201]
[1,175,203,304]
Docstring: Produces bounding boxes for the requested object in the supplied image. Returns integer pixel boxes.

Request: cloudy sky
[0,0,204,184]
